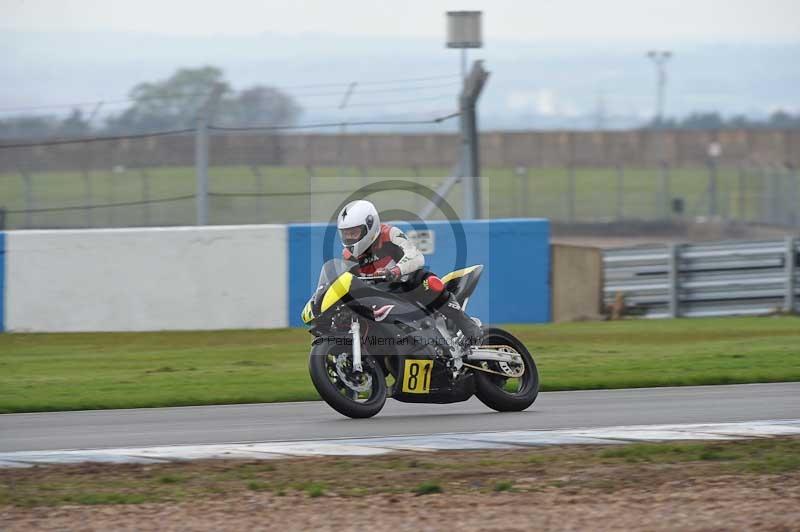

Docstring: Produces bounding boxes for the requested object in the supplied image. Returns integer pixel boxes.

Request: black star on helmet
[342,208,348,220]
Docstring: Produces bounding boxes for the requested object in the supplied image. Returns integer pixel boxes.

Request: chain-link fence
[1,126,798,230]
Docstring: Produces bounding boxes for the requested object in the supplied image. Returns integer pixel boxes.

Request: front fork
[350,318,363,372]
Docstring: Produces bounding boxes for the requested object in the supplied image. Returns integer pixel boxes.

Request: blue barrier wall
[287,218,550,327]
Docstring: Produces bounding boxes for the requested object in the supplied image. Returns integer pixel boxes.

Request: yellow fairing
[441,265,480,285]
[321,272,354,312]
[301,300,315,324]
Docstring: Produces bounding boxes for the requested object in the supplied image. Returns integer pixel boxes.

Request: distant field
[0,164,754,229]
[0,316,798,413]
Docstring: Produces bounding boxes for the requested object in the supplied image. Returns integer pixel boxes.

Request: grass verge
[0,316,798,413]
[1,437,798,508]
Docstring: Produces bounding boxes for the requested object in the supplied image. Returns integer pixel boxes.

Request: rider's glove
[378,266,402,282]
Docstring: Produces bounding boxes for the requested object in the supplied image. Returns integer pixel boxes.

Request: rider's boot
[439,292,483,346]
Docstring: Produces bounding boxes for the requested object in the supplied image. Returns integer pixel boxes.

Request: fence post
[792,167,800,228]
[668,243,681,318]
[660,161,671,220]
[708,158,718,217]
[83,170,93,228]
[20,170,34,229]
[616,163,624,221]
[108,171,117,227]
[567,164,576,223]
[737,164,746,222]
[195,117,209,226]
[785,236,797,314]
[194,83,224,226]
[140,169,151,226]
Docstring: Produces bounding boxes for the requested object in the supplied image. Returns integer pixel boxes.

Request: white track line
[1,419,798,468]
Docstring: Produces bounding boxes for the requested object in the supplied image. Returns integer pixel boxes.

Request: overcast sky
[3,0,799,43]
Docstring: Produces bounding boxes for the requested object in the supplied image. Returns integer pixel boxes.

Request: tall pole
[195,83,225,226]
[460,61,489,220]
[646,50,672,126]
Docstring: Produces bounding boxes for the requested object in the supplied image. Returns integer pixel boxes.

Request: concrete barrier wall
[287,219,550,328]
[0,219,551,332]
[3,225,287,332]
[551,244,604,322]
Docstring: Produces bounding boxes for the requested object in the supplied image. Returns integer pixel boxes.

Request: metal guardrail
[603,237,799,318]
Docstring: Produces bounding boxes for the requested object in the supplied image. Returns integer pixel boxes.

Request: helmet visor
[340,225,367,246]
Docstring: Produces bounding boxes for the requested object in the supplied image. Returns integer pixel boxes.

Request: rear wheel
[473,327,539,412]
[308,341,387,418]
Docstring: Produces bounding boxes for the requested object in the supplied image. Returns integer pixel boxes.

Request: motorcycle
[302,259,539,418]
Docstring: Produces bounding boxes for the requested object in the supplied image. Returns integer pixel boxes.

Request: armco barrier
[287,218,550,327]
[604,237,800,318]
[4,226,287,332]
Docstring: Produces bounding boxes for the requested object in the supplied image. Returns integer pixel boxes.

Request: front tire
[474,327,539,412]
[308,341,387,419]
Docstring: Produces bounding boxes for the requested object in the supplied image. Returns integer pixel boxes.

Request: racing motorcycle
[302,259,539,418]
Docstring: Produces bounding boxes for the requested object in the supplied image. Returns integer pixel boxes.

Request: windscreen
[316,259,354,289]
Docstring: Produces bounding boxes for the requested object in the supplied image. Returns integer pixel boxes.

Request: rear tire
[474,327,539,412]
[308,341,387,419]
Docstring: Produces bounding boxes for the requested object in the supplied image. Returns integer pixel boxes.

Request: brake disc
[335,353,372,392]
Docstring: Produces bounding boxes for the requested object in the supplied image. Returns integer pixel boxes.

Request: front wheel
[473,327,539,412]
[308,341,387,419]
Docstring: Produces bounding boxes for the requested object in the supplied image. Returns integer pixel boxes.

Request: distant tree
[104,66,302,133]
[768,110,800,128]
[105,66,231,133]
[728,114,753,128]
[643,110,800,130]
[679,112,725,129]
[58,108,91,137]
[218,85,301,127]
[0,115,59,139]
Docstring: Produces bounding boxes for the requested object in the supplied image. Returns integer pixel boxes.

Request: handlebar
[357,275,388,281]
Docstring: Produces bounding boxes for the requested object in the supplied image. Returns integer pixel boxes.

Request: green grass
[412,481,443,495]
[493,481,513,492]
[2,437,798,507]
[0,164,759,229]
[0,316,798,413]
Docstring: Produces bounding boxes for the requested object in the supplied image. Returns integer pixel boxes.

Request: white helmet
[337,200,380,258]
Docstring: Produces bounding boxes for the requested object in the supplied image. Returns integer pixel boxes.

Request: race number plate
[402,359,434,394]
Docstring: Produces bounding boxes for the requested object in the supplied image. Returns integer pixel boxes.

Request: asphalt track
[1,382,798,453]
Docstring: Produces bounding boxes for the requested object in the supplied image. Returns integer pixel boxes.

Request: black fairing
[445,265,484,307]
[308,264,482,404]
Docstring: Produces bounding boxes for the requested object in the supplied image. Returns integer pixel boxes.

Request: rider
[337,199,482,344]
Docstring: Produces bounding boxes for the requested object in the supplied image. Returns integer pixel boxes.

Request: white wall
[5,225,287,332]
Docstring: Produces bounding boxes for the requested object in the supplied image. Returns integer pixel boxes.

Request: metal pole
[140,169,151,226]
[784,236,796,313]
[646,51,671,126]
[460,60,488,219]
[567,165,576,222]
[770,168,781,225]
[21,170,33,229]
[737,164,746,222]
[668,243,681,318]
[708,157,718,217]
[83,169,93,228]
[616,163,624,221]
[660,161,671,220]
[108,171,116,227]
[250,165,265,222]
[195,116,209,226]
[791,167,799,227]
[194,83,224,227]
